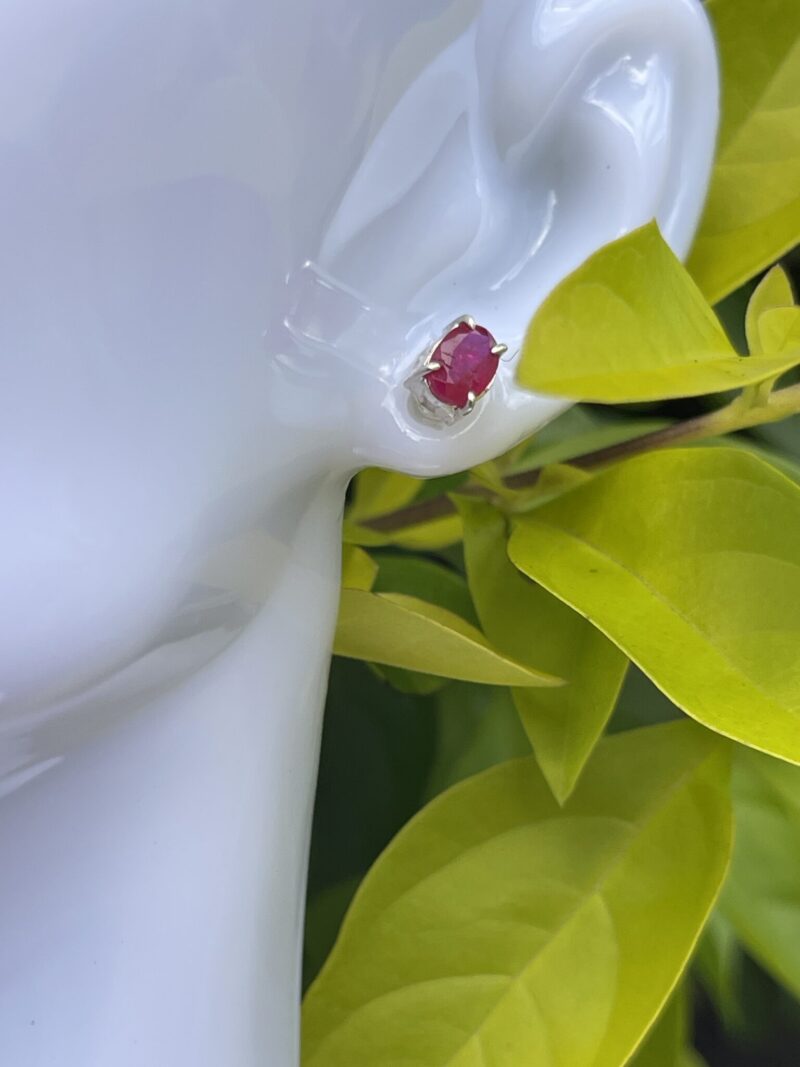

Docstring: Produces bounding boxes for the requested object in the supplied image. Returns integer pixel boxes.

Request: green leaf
[368,555,477,694]
[309,658,437,900]
[470,459,510,495]
[716,279,759,354]
[343,514,464,551]
[758,306,800,360]
[349,468,422,522]
[693,911,745,1031]
[687,0,800,304]
[389,514,464,550]
[609,664,683,734]
[373,555,478,626]
[459,497,627,803]
[334,589,562,687]
[424,684,531,800]
[533,463,593,504]
[304,879,362,992]
[721,748,800,1000]
[345,468,463,550]
[368,662,449,697]
[413,472,471,503]
[508,406,670,476]
[704,433,800,487]
[508,448,800,764]
[630,987,688,1067]
[517,223,800,403]
[302,721,732,1067]
[681,1052,708,1067]
[341,545,378,591]
[745,266,796,356]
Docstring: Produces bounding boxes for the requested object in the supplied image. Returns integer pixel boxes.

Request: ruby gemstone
[424,322,500,409]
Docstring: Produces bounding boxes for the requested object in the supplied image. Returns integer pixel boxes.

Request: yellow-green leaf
[518,223,800,403]
[302,722,732,1067]
[345,468,463,549]
[334,589,562,687]
[373,555,478,625]
[693,911,744,1032]
[343,514,463,551]
[745,266,796,355]
[682,1053,708,1067]
[630,988,688,1067]
[341,545,378,591]
[508,407,670,476]
[459,497,627,803]
[304,878,362,992]
[757,306,800,360]
[508,448,800,764]
[721,748,800,999]
[370,556,477,694]
[425,684,531,801]
[348,468,421,523]
[687,0,800,304]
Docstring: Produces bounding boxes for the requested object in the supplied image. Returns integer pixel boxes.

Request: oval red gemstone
[424,322,499,408]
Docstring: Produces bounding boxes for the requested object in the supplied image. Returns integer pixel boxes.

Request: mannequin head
[0,0,717,772]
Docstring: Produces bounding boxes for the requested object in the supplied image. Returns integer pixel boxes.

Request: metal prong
[425,361,442,372]
[491,343,508,357]
[406,364,434,387]
[464,390,477,414]
[442,314,473,334]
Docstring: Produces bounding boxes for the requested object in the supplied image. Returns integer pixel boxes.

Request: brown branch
[364,483,488,532]
[362,383,800,534]
[504,410,725,485]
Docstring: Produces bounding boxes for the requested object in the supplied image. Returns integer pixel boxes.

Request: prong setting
[404,316,505,427]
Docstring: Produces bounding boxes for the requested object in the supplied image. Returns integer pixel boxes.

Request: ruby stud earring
[405,316,507,425]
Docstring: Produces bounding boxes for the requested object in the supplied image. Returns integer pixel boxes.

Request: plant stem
[363,382,800,533]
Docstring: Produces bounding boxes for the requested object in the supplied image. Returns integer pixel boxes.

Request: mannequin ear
[470,0,719,309]
[318,0,718,476]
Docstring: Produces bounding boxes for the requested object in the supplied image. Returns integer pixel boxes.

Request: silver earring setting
[405,315,507,426]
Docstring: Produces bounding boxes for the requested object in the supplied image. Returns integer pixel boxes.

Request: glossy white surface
[0,0,718,1062]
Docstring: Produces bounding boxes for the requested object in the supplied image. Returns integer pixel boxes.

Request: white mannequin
[0,1,718,1063]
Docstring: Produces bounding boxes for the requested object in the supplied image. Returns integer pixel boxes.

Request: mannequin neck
[0,476,346,1067]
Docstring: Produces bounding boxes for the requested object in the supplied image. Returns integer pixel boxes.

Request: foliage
[508,447,800,765]
[459,496,627,804]
[304,724,730,1067]
[687,0,800,304]
[518,223,800,403]
[720,748,800,1000]
[335,587,562,688]
[303,3,800,1065]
